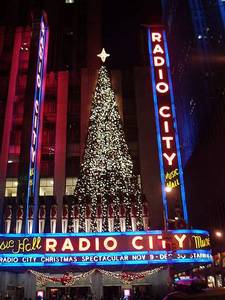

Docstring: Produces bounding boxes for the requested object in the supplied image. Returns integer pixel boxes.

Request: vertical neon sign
[147,27,188,225]
[25,16,48,233]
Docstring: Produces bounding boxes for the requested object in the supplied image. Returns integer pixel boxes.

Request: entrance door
[46,286,91,300]
[132,285,153,300]
[103,286,121,300]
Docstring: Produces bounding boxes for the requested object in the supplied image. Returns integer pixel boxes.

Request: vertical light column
[0,28,22,222]
[54,71,69,232]
[24,16,49,232]
[147,27,188,225]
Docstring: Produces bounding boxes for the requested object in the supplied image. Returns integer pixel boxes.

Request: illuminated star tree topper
[97,48,110,63]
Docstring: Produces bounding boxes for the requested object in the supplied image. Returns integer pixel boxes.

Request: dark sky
[0,0,161,26]
[0,0,162,69]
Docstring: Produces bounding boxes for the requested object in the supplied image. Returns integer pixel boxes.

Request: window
[5,178,18,197]
[65,177,77,195]
[65,0,74,3]
[39,178,54,196]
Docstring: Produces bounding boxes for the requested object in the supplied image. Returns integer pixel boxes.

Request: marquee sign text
[0,230,212,268]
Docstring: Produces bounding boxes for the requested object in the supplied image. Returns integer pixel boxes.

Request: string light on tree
[74,60,143,232]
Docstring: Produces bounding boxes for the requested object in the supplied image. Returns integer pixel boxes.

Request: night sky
[0,0,162,68]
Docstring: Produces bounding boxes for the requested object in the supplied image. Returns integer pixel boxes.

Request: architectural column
[90,271,103,300]
[134,67,164,228]
[54,71,69,232]
[0,28,22,227]
[80,68,98,159]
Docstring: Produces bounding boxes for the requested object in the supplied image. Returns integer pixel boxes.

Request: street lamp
[215,231,223,238]
[165,186,172,193]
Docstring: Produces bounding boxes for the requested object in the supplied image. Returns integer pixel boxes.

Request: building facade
[162,0,225,240]
[0,1,214,299]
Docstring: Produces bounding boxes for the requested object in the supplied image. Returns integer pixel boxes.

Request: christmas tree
[74,52,142,232]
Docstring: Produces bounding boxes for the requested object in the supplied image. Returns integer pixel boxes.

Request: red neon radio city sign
[148,27,188,223]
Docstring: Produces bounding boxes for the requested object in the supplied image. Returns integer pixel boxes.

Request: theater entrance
[46,286,91,300]
[132,285,153,299]
[103,286,122,300]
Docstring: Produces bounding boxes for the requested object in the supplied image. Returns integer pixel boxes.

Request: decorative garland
[30,267,163,287]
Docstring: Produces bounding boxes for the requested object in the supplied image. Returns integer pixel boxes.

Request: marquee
[0,230,212,268]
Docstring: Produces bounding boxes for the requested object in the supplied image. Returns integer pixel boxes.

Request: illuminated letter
[37,74,41,88]
[32,130,37,146]
[152,32,161,42]
[132,236,143,250]
[162,136,174,149]
[35,100,39,114]
[31,146,35,163]
[174,234,186,248]
[95,237,100,251]
[34,115,38,130]
[41,21,45,35]
[148,236,153,249]
[79,238,91,251]
[103,237,117,251]
[38,61,42,74]
[39,37,44,60]
[157,235,166,249]
[46,238,57,252]
[158,69,164,80]
[156,82,169,94]
[153,56,165,67]
[159,106,171,118]
[153,44,164,54]
[164,121,169,133]
[62,238,74,252]
[163,153,176,166]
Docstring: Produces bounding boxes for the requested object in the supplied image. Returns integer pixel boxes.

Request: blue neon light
[217,0,225,28]
[0,228,209,238]
[26,16,47,233]
[0,259,212,267]
[147,28,189,224]
[0,256,212,268]
[163,31,189,224]
[147,29,168,222]
[0,249,211,259]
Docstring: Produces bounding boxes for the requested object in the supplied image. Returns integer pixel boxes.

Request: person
[85,196,92,232]
[50,204,57,233]
[16,205,23,233]
[4,205,12,234]
[62,204,69,233]
[38,204,46,233]
[96,195,103,232]
[107,197,114,232]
